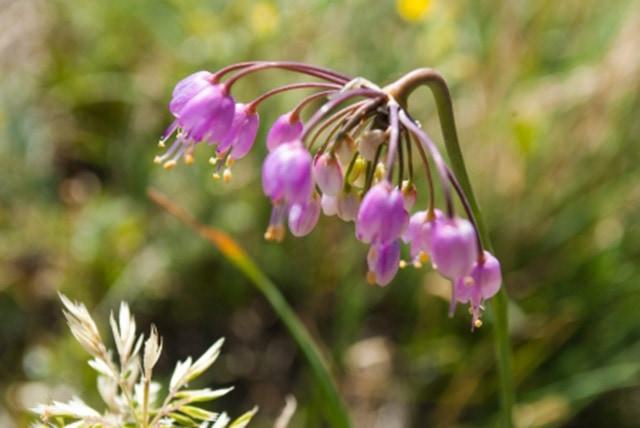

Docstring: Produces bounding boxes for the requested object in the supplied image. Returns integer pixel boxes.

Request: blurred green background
[2,0,640,426]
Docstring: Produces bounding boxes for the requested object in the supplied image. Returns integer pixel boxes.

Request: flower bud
[336,190,360,222]
[313,153,343,196]
[359,129,385,161]
[321,194,338,216]
[367,240,401,287]
[401,180,417,211]
[288,194,321,237]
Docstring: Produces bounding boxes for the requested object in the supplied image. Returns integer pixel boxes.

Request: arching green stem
[386,68,514,428]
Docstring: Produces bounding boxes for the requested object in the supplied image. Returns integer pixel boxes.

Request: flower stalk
[388,68,515,427]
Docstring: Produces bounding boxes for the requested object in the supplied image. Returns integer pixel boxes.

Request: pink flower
[266,112,304,151]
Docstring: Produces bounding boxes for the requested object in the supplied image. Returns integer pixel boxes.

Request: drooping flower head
[155,71,235,169]
[155,61,503,327]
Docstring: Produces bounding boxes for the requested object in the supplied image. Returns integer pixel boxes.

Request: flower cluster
[155,61,502,327]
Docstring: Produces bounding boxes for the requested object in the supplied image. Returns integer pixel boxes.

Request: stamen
[474,319,483,329]
[160,120,179,144]
[223,168,232,183]
[265,203,287,242]
[184,142,195,165]
[154,139,182,164]
[366,271,377,285]
[399,260,408,269]
[163,160,177,170]
[211,151,230,180]
[374,162,386,180]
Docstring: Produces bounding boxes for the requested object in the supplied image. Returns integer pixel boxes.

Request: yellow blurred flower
[250,1,279,37]
[396,0,432,22]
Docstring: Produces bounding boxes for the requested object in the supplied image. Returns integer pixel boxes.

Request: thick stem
[389,68,514,428]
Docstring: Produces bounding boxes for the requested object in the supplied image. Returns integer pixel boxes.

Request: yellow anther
[212,172,221,180]
[153,156,163,164]
[348,157,366,182]
[264,225,285,242]
[158,140,166,148]
[225,157,235,168]
[418,251,429,264]
[223,168,232,183]
[184,153,194,165]
[474,319,483,329]
[209,156,218,166]
[399,260,408,269]
[366,271,377,285]
[163,160,177,170]
[413,260,423,269]
[374,162,386,180]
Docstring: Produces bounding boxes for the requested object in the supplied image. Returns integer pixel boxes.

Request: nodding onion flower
[155,61,502,327]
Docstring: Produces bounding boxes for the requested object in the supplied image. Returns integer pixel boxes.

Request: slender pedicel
[222,62,350,88]
[302,89,386,139]
[212,61,352,84]
[246,82,340,112]
[398,110,454,217]
[291,90,338,120]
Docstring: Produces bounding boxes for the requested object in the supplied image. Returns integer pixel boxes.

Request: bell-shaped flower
[217,104,260,160]
[356,181,408,245]
[367,240,401,287]
[262,141,313,205]
[453,251,502,326]
[313,153,343,196]
[176,83,236,142]
[288,194,321,237]
[321,194,338,216]
[336,190,360,222]
[266,112,304,151]
[402,209,444,259]
[169,71,214,116]
[429,216,477,279]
